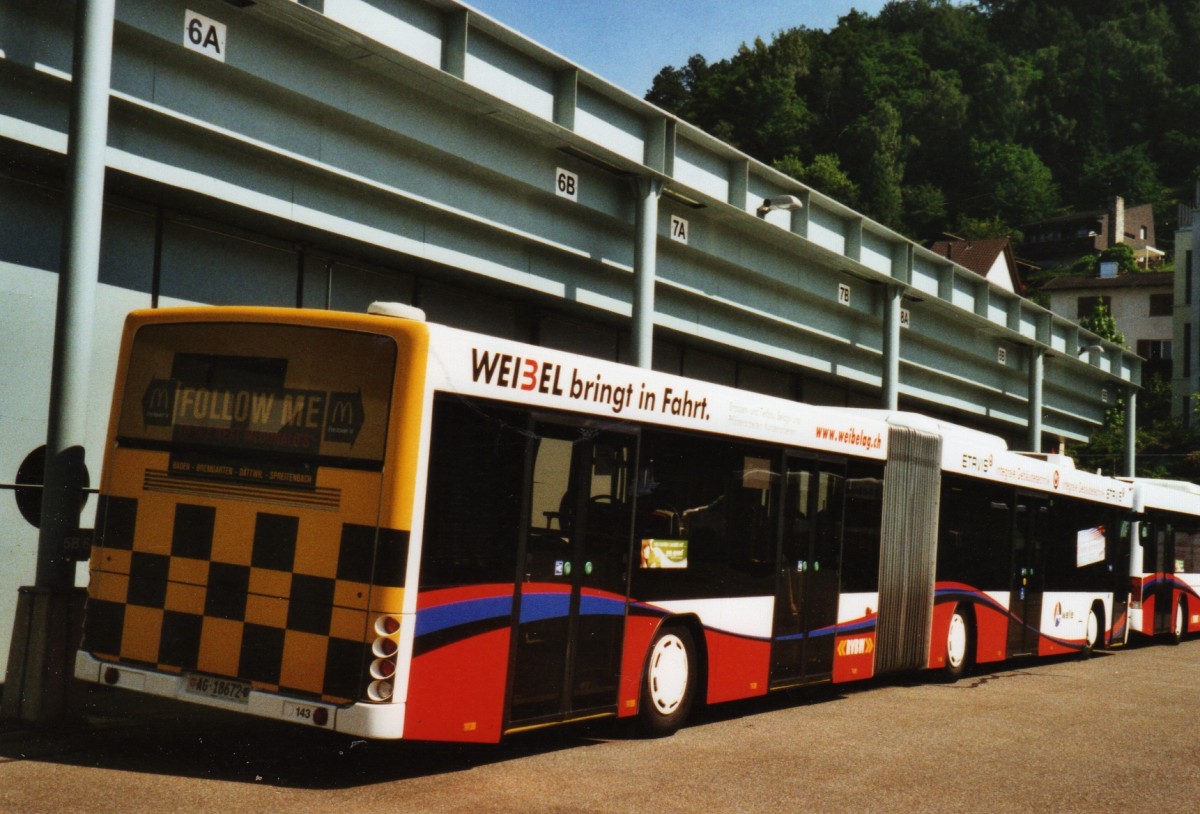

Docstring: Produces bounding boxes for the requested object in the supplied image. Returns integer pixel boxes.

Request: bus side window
[420,397,527,590]
[937,477,1011,589]
[633,429,776,597]
[840,472,883,593]
[1175,527,1200,573]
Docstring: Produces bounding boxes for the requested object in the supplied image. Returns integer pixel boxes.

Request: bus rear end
[75,307,426,737]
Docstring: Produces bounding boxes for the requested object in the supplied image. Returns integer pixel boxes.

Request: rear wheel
[1081,605,1102,659]
[944,606,972,680]
[639,626,696,737]
[1170,600,1185,645]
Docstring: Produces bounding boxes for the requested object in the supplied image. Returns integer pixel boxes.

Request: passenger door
[771,457,845,686]
[509,421,635,724]
[1151,520,1176,635]
[1008,496,1047,656]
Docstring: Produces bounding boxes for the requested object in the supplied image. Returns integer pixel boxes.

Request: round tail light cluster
[367,614,401,702]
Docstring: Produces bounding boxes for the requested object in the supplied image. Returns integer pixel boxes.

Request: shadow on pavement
[0,645,1133,789]
[0,684,615,789]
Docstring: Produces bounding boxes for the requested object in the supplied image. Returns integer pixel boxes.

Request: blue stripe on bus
[518,592,627,623]
[416,591,631,638]
[774,626,837,642]
[518,592,570,624]
[579,593,628,616]
[416,596,513,637]
[836,616,876,635]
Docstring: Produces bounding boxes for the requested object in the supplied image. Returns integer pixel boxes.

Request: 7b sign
[184,10,226,63]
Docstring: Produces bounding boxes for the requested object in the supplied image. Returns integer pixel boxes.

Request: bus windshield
[116,322,395,487]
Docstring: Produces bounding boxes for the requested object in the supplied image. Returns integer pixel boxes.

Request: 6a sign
[184,10,226,63]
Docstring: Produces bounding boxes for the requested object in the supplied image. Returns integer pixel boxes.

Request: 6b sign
[555,168,578,202]
[184,10,226,63]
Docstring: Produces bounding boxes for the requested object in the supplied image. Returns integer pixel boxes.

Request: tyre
[1080,605,1102,658]
[1169,600,1185,646]
[638,626,696,737]
[944,605,972,681]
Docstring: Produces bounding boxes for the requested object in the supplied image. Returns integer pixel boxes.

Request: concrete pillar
[882,285,902,410]
[1028,347,1044,452]
[3,0,115,724]
[1192,201,1200,420]
[632,176,663,369]
[1124,385,1137,477]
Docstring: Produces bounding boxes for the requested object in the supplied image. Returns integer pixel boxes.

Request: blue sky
[465,1,892,96]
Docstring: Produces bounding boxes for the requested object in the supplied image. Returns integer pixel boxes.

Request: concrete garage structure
[0,0,1137,673]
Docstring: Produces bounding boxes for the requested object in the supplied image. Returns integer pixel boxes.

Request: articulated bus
[1127,478,1200,643]
[76,303,1135,742]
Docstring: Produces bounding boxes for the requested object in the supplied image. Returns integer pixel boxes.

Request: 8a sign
[184,10,226,63]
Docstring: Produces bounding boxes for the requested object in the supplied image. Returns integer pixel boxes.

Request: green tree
[904,183,947,237]
[847,99,908,225]
[1079,299,1125,348]
[644,0,1200,242]
[952,214,1023,241]
[970,139,1059,225]
[773,153,859,206]
[1079,145,1165,209]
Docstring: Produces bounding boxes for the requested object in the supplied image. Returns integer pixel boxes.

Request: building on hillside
[1173,193,1200,420]
[1022,196,1161,270]
[1043,270,1174,380]
[928,237,1025,293]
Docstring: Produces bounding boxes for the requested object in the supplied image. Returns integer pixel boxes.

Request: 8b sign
[184,10,226,63]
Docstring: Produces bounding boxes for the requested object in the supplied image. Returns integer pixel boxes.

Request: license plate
[185,673,251,704]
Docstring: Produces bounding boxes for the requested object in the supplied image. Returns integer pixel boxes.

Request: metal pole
[631,176,663,369]
[1028,347,1044,452]
[1124,385,1137,477]
[882,286,902,410]
[2,0,115,724]
[38,0,115,587]
[1192,200,1200,422]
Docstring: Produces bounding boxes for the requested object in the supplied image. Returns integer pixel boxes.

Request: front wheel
[944,605,972,681]
[639,626,696,737]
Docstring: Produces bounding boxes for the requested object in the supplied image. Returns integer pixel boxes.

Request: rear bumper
[74,651,405,738]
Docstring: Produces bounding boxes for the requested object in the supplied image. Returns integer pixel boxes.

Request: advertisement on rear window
[119,323,395,488]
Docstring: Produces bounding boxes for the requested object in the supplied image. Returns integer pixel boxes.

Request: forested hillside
[646,0,1200,246]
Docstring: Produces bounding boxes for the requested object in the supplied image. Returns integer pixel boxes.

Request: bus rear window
[117,322,395,487]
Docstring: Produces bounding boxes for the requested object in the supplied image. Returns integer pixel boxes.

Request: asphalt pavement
[1,639,1197,813]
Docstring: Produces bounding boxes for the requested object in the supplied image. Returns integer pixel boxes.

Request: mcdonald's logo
[142,378,178,427]
[331,399,356,426]
[325,390,364,445]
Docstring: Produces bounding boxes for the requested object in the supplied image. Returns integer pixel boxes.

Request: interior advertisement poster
[640,538,689,569]
[1076,526,1106,568]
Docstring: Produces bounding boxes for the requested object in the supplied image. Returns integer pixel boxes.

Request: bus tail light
[375,615,401,636]
[368,614,401,703]
[370,658,396,680]
[367,680,393,702]
[372,638,398,658]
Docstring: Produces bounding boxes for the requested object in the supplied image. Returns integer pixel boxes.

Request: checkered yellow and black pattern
[82,494,409,704]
